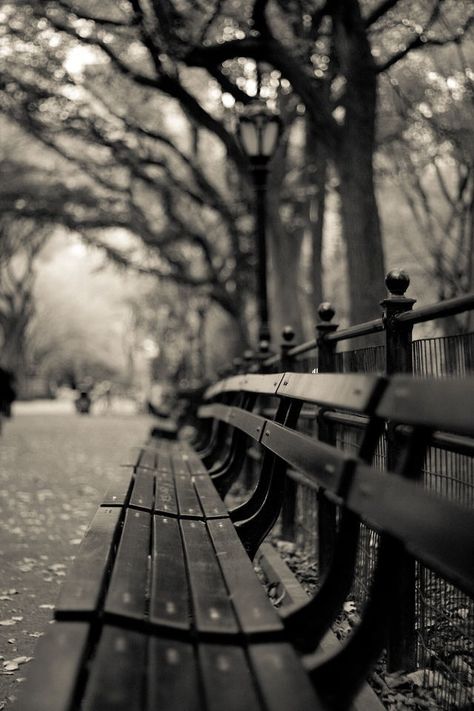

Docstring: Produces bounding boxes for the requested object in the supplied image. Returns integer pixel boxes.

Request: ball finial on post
[385,270,410,297]
[258,339,270,354]
[280,325,295,371]
[318,302,336,323]
[282,325,295,343]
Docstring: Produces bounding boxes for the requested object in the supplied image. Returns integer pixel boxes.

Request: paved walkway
[0,403,152,708]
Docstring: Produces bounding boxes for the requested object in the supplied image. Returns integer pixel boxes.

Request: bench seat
[18,446,324,711]
[20,620,324,711]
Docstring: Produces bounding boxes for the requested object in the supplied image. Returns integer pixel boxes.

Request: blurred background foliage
[0,0,472,399]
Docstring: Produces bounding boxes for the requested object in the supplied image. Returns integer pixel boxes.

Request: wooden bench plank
[178,448,229,518]
[138,448,157,470]
[198,644,263,711]
[228,408,266,440]
[376,376,474,437]
[156,450,172,471]
[261,421,351,497]
[129,468,155,511]
[102,468,135,506]
[180,520,239,635]
[56,506,121,618]
[105,509,150,622]
[154,469,178,516]
[82,626,147,710]
[175,472,203,518]
[198,403,232,422]
[249,642,325,711]
[217,374,246,394]
[193,474,229,519]
[15,622,89,711]
[277,373,385,413]
[150,515,191,631]
[182,449,207,473]
[148,638,202,711]
[208,519,283,636]
[171,452,189,474]
[240,373,285,395]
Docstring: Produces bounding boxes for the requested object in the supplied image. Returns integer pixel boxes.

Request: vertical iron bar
[279,327,298,541]
[315,303,339,577]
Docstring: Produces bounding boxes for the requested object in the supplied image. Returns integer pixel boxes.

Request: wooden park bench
[16,371,474,711]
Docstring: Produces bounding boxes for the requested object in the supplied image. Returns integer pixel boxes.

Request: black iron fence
[250,271,473,710]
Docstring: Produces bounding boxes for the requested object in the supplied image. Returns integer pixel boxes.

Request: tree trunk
[336,146,385,323]
[331,0,386,323]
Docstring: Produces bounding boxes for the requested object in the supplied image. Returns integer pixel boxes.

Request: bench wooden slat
[204,381,224,400]
[154,469,178,516]
[56,506,121,618]
[180,520,239,635]
[130,468,155,511]
[240,373,285,395]
[16,622,89,711]
[182,449,207,474]
[171,452,189,474]
[376,376,474,437]
[217,374,246,394]
[249,642,325,711]
[138,448,157,470]
[150,516,191,631]
[261,421,351,496]
[207,518,283,635]
[198,644,263,711]
[347,464,474,596]
[156,450,172,471]
[198,403,232,422]
[228,408,266,440]
[175,471,203,518]
[148,638,202,711]
[81,626,147,710]
[105,509,150,622]
[193,474,229,519]
[277,373,385,413]
[102,468,135,506]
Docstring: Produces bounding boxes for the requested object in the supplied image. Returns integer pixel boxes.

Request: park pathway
[0,402,152,708]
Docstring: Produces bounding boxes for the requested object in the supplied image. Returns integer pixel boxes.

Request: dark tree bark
[331,0,385,322]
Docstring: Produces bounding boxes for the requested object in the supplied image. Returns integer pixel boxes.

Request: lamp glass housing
[238,109,282,160]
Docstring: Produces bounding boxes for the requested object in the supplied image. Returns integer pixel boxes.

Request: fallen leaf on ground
[3,662,19,672]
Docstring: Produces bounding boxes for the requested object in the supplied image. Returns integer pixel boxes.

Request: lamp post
[237,105,282,344]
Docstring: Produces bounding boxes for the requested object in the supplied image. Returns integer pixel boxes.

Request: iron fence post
[382,270,416,377]
[279,327,298,541]
[381,270,417,672]
[316,303,339,576]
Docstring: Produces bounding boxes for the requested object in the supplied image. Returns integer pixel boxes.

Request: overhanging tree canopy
[1,0,472,326]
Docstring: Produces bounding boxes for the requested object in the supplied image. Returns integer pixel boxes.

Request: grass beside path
[0,407,152,709]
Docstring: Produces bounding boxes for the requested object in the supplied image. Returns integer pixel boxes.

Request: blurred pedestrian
[0,367,16,433]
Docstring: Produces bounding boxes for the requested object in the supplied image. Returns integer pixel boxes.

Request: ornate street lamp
[237,105,283,344]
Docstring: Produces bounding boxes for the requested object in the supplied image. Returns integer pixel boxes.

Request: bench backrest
[199,372,474,590]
